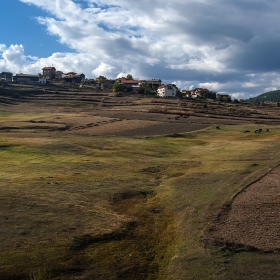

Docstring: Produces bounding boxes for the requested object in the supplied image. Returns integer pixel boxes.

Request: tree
[126,85,133,92]
[112,80,124,92]
[208,91,217,99]
[0,79,6,88]
[217,94,231,102]
[138,83,151,95]
[138,86,145,94]
[144,88,151,95]
[126,74,133,80]
[112,80,120,92]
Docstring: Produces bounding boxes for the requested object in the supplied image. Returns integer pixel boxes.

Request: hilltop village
[0,66,230,101]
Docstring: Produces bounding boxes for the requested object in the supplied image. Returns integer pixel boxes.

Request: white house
[157,84,177,97]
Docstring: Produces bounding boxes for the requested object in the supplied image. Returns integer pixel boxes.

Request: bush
[0,79,7,88]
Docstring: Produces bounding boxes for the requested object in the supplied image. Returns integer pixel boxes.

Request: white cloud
[199,82,221,92]
[92,62,116,78]
[231,92,247,100]
[0,44,27,73]
[242,82,260,88]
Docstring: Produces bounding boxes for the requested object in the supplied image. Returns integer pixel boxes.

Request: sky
[1,0,280,99]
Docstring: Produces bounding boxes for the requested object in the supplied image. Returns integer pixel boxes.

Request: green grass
[1,123,280,279]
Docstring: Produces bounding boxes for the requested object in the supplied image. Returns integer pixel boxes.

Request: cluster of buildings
[1,67,219,99]
[97,75,163,91]
[182,88,216,99]
[0,67,85,85]
[91,76,215,98]
[97,76,181,97]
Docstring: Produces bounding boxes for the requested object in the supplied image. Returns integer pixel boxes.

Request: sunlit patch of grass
[0,112,54,122]
[133,98,153,105]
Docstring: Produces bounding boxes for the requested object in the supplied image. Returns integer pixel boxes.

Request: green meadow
[1,111,280,279]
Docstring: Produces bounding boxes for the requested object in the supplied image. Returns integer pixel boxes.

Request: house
[62,73,85,84]
[191,88,209,97]
[62,74,74,84]
[117,77,145,92]
[13,74,46,84]
[157,84,177,97]
[182,90,191,98]
[42,66,56,79]
[55,71,64,79]
[96,75,107,83]
[94,76,113,89]
[0,72,13,82]
[189,88,217,99]
[145,79,162,89]
[101,79,113,89]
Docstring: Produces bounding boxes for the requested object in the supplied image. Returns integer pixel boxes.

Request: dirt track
[204,165,280,252]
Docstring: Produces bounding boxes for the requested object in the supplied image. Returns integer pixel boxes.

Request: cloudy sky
[1,0,280,99]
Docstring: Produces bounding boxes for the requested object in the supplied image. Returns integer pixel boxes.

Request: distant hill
[247,90,280,103]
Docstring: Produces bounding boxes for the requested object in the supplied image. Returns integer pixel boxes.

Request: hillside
[247,89,280,103]
[1,84,280,279]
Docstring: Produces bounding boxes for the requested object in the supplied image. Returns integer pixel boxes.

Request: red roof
[97,75,107,81]
[158,84,173,89]
[118,78,145,84]
[194,88,209,92]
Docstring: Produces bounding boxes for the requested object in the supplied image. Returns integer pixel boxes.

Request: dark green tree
[126,74,133,80]
[126,85,133,92]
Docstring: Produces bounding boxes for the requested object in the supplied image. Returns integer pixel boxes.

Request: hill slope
[247,90,280,102]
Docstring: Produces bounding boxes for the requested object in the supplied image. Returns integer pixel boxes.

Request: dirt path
[204,165,280,252]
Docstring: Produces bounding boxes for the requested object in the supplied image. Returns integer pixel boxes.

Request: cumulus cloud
[92,62,116,77]
[1,0,280,98]
[0,44,30,73]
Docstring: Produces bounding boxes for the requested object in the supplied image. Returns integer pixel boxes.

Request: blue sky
[1,0,280,99]
[1,1,72,57]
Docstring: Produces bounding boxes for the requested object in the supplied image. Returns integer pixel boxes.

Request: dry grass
[1,101,280,279]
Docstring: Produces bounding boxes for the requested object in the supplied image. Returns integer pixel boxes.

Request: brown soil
[204,165,280,252]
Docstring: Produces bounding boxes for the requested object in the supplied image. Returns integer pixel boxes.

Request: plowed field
[204,165,280,252]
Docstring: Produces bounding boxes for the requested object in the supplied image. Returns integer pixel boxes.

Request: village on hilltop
[0,66,230,101]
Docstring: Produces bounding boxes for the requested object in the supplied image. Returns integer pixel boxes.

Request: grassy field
[1,108,280,279]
